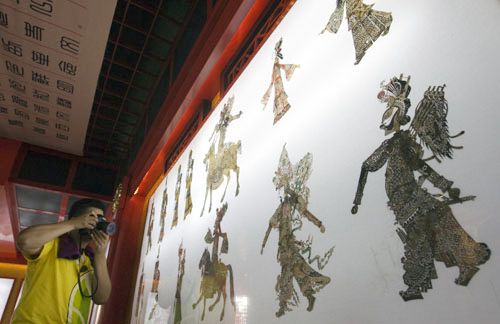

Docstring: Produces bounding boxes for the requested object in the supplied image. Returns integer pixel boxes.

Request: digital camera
[79,216,117,236]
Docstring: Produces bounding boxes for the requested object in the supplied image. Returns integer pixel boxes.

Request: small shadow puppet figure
[173,243,186,324]
[172,165,183,228]
[146,202,155,254]
[262,37,300,124]
[134,265,145,319]
[158,187,168,244]
[148,246,162,320]
[184,150,195,219]
[322,0,392,64]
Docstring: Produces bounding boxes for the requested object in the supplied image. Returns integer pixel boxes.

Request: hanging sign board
[0,0,117,155]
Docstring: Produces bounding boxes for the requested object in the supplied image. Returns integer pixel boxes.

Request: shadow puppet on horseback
[201,96,242,216]
[193,203,235,321]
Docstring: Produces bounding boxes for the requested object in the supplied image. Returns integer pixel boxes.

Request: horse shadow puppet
[193,203,235,321]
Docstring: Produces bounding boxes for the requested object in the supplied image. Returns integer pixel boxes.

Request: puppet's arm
[416,161,461,199]
[261,205,281,254]
[352,139,391,214]
[302,209,325,233]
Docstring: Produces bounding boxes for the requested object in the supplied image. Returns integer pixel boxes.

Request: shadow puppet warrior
[351,75,490,301]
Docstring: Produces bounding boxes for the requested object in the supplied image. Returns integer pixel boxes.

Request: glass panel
[15,186,61,213]
[18,210,59,228]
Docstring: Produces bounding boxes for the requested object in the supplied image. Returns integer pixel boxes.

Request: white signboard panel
[0,0,117,155]
[132,1,500,323]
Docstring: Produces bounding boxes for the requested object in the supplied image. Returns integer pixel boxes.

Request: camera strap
[77,239,99,299]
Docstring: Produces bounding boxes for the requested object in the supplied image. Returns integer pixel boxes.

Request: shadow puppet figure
[184,150,195,219]
[351,75,491,301]
[261,37,300,124]
[158,187,168,244]
[173,243,186,324]
[193,203,235,321]
[201,97,242,216]
[322,0,392,64]
[172,165,183,228]
[146,202,155,254]
[261,145,333,317]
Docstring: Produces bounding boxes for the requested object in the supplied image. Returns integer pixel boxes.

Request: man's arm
[16,214,97,259]
[91,231,112,304]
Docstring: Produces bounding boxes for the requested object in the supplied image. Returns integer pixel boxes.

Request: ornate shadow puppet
[262,37,300,124]
[322,0,392,64]
[146,202,155,254]
[172,165,183,228]
[201,96,242,216]
[153,240,162,291]
[148,246,162,320]
[135,264,145,319]
[173,242,186,324]
[158,187,168,244]
[261,145,333,317]
[351,75,491,301]
[193,203,235,321]
[184,150,194,219]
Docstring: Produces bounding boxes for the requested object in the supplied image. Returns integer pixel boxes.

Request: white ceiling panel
[0,0,117,155]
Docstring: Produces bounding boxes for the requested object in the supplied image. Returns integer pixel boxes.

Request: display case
[130,1,500,323]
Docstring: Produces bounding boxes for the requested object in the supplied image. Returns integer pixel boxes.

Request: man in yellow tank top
[12,199,112,323]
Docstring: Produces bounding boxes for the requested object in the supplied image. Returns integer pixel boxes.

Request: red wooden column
[99,189,146,324]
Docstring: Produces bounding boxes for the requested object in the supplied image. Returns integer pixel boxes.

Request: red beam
[17,207,59,216]
[11,180,113,203]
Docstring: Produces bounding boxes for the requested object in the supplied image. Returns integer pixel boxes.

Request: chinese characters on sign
[0,0,117,155]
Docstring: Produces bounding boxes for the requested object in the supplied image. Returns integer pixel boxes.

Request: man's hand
[68,212,98,230]
[91,230,109,255]
[90,229,112,304]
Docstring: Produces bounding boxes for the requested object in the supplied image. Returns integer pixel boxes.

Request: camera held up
[79,216,117,237]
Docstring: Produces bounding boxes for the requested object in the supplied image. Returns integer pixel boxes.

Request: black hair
[68,198,106,219]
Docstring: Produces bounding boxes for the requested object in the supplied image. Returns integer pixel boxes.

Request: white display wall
[131,1,500,323]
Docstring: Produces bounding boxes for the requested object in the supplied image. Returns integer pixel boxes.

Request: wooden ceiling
[84,0,208,170]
